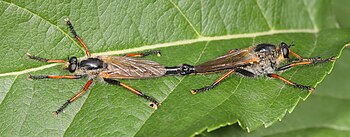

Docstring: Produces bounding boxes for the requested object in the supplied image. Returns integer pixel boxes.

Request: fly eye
[69,56,77,64]
[279,42,290,58]
[283,48,289,58]
[68,56,78,73]
[281,42,288,47]
[68,63,77,73]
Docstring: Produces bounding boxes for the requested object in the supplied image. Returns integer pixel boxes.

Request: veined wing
[98,56,166,79]
[195,48,259,73]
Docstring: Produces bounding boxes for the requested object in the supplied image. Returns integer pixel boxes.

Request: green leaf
[200,49,350,137]
[0,0,349,136]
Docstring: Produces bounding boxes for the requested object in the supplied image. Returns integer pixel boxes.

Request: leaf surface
[0,0,349,136]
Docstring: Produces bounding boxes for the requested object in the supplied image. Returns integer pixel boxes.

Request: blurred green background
[201,0,350,136]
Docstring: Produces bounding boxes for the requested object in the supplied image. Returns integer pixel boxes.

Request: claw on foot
[150,102,159,109]
[191,90,197,95]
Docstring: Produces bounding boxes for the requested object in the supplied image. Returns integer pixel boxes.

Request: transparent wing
[195,48,259,73]
[98,56,166,79]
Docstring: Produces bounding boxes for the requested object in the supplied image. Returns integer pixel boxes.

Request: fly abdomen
[165,64,196,75]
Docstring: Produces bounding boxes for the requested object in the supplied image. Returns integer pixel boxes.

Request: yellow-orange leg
[277,56,336,71]
[29,75,84,79]
[289,50,303,60]
[191,69,235,94]
[277,61,313,71]
[125,50,161,58]
[103,78,159,109]
[64,18,91,57]
[226,48,239,54]
[27,54,66,63]
[54,79,94,115]
[267,74,314,92]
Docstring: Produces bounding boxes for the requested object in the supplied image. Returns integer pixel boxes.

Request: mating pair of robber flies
[27,18,335,115]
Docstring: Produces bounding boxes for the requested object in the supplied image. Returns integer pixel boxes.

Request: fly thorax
[79,58,106,70]
[247,51,278,75]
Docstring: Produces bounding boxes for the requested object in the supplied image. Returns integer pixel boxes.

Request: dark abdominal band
[164,64,196,75]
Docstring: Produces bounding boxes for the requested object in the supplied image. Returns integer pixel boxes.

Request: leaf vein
[301,0,318,31]
[254,0,273,30]
[1,1,82,53]
[169,0,201,37]
[0,75,18,105]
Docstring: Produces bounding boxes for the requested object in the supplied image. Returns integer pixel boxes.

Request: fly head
[66,56,78,73]
[279,42,290,59]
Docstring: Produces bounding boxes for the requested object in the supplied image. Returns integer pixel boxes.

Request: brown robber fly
[27,18,193,115]
[178,42,336,94]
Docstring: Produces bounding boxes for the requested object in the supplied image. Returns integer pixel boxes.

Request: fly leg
[192,68,254,94]
[125,50,161,58]
[289,50,303,60]
[191,70,235,94]
[26,53,66,63]
[267,73,314,92]
[103,78,160,109]
[277,56,335,71]
[54,79,94,115]
[226,48,240,54]
[291,56,336,63]
[235,68,255,77]
[29,75,85,79]
[29,74,86,114]
[65,18,91,57]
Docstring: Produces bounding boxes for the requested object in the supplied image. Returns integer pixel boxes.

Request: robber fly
[27,18,191,115]
[169,42,335,94]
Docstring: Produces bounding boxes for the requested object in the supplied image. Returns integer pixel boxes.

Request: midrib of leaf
[0,1,321,76]
[0,29,318,78]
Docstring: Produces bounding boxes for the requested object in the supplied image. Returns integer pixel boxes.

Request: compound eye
[279,42,290,58]
[281,42,288,47]
[68,63,77,73]
[282,46,289,58]
[69,56,77,64]
[67,56,78,73]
